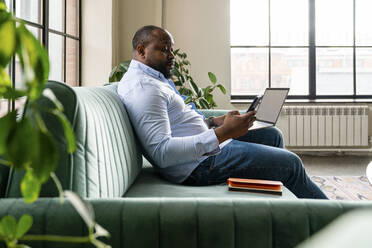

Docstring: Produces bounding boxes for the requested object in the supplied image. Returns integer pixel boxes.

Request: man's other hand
[214,110,256,144]
[213,115,226,127]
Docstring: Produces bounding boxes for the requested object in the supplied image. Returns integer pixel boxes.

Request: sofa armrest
[1,198,371,248]
[296,209,372,248]
[199,109,229,118]
[199,109,246,118]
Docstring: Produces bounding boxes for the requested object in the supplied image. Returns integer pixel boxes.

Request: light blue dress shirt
[117,60,225,183]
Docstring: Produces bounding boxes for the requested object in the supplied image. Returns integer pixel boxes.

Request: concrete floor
[298,154,372,176]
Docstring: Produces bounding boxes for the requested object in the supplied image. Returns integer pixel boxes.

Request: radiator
[276,105,369,148]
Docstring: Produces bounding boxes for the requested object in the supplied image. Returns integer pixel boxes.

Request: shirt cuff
[198,129,220,156]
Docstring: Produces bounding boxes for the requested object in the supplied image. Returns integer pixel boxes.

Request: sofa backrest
[6,81,143,198]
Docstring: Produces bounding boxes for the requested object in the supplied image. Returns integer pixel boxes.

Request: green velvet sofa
[1,81,372,248]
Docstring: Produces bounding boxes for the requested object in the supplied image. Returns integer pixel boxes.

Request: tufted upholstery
[6,81,142,198]
[1,198,372,248]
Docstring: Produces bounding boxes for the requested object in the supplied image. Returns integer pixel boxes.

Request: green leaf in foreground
[14,244,31,248]
[1,86,26,100]
[16,24,49,101]
[42,88,63,111]
[0,111,16,155]
[31,131,58,183]
[95,223,110,238]
[51,109,76,153]
[0,222,4,237]
[208,72,217,84]
[0,215,17,239]
[0,67,11,87]
[0,8,16,67]
[21,170,41,203]
[6,117,37,170]
[15,214,33,238]
[64,191,95,229]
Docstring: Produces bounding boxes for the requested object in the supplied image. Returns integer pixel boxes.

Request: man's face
[143,30,175,79]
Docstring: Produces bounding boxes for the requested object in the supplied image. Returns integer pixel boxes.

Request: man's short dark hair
[132,25,164,51]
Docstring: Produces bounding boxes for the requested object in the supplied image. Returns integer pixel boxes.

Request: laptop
[249,88,289,130]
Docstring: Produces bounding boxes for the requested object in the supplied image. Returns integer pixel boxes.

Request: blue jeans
[183,127,328,199]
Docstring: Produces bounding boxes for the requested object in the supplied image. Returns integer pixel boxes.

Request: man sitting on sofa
[117,25,327,199]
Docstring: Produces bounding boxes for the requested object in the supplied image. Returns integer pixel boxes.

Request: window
[5,0,81,89]
[1,0,81,117]
[230,0,372,100]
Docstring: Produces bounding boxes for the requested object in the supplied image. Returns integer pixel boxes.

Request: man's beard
[157,64,173,79]
[163,68,173,79]
[146,60,173,79]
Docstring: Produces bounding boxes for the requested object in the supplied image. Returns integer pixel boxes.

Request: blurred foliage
[109,60,130,83]
[172,49,226,109]
[0,2,76,203]
[109,49,226,109]
[0,3,110,247]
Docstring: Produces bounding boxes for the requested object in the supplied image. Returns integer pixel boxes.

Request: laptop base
[248,121,273,130]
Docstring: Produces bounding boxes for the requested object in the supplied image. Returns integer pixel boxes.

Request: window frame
[230,0,372,101]
[7,0,82,103]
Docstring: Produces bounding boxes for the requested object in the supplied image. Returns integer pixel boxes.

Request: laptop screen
[256,88,289,123]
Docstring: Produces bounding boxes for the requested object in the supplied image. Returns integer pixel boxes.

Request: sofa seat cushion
[124,166,297,199]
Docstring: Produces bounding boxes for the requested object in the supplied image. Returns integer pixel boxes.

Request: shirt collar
[129,59,169,83]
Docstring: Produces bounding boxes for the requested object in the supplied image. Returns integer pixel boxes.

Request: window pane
[0,100,10,118]
[271,48,309,95]
[356,0,372,46]
[0,64,11,116]
[356,48,372,95]
[48,33,64,82]
[14,64,28,116]
[26,25,42,41]
[16,0,42,24]
[49,0,64,32]
[271,0,308,46]
[15,58,23,89]
[316,0,353,46]
[231,48,268,95]
[66,0,79,36]
[316,48,353,95]
[230,0,269,46]
[66,38,79,86]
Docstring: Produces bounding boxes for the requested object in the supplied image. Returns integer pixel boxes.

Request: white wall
[81,0,113,86]
[163,0,233,110]
[115,0,162,66]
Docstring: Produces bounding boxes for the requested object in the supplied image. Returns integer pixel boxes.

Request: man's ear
[137,44,146,58]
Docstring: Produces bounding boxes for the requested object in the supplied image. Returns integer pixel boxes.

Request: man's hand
[214,110,256,143]
[212,115,226,127]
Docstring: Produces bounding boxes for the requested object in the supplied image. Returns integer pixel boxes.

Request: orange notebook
[227,178,283,195]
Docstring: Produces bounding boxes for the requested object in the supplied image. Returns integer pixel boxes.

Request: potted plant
[109,49,226,109]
